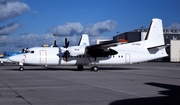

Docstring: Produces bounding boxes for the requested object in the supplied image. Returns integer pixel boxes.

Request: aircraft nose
[9,55,23,62]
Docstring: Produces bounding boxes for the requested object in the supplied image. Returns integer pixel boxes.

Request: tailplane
[78,34,90,46]
[145,18,165,48]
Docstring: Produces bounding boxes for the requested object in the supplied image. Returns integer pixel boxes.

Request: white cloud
[0,0,17,3]
[53,20,117,36]
[53,22,84,36]
[0,0,30,21]
[0,22,20,35]
[0,33,54,53]
[84,20,117,36]
[165,23,180,29]
[12,33,55,47]
[0,0,30,37]
[0,33,112,53]
[0,36,10,46]
[0,20,116,53]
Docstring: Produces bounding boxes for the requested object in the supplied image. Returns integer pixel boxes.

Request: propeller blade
[63,38,70,48]
[65,38,67,48]
[66,41,69,48]
[63,37,70,62]
[53,40,58,47]
[65,37,67,44]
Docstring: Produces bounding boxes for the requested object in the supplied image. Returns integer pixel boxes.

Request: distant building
[113,29,180,62]
[96,39,111,44]
[170,40,180,62]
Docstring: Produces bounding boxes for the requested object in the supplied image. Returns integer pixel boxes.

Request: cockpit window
[25,50,29,53]
[25,50,34,53]
[22,48,29,53]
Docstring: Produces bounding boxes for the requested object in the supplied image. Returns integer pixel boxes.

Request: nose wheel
[0,63,4,66]
[19,66,24,71]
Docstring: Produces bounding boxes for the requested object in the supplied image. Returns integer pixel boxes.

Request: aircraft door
[40,50,47,64]
[125,53,130,63]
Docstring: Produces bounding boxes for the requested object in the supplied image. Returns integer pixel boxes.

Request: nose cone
[9,54,24,62]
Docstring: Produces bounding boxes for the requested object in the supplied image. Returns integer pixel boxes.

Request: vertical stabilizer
[145,18,164,48]
[78,34,90,46]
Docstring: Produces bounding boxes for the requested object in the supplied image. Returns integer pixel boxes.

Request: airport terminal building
[113,29,180,62]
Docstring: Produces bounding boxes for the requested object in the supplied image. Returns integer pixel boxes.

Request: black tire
[93,66,99,72]
[91,66,99,72]
[19,67,24,71]
[77,65,84,70]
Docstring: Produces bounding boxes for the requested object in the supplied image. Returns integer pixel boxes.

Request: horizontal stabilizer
[147,44,170,54]
[148,44,170,50]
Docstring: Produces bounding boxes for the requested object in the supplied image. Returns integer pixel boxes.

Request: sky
[0,0,180,53]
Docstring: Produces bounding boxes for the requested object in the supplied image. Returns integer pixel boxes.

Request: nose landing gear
[18,62,24,71]
[19,66,24,71]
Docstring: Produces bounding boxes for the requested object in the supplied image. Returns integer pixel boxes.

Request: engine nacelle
[68,46,86,56]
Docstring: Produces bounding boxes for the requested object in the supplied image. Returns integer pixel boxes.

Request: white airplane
[9,18,168,71]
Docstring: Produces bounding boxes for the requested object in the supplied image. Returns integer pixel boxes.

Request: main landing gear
[77,65,99,72]
[89,57,99,72]
[91,66,99,72]
[77,65,84,70]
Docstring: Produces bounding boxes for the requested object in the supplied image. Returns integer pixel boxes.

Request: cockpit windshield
[25,50,34,53]
[22,48,34,54]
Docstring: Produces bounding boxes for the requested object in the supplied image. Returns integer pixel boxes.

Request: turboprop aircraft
[9,18,168,71]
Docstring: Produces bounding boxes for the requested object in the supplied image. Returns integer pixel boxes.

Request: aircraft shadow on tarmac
[109,82,180,105]
[8,66,136,71]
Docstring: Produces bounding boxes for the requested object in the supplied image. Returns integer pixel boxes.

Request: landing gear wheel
[91,66,99,72]
[0,63,4,66]
[77,65,84,71]
[19,66,24,71]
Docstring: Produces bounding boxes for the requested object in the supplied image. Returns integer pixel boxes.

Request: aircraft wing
[85,40,120,57]
[87,40,119,49]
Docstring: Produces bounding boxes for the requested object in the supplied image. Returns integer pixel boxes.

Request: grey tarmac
[0,62,180,105]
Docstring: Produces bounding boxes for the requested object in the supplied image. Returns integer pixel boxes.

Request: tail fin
[145,18,164,48]
[145,18,168,58]
[78,34,90,46]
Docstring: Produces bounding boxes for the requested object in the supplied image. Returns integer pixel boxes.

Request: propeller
[52,34,70,62]
[63,37,70,62]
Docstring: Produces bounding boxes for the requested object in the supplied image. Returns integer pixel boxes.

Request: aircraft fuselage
[9,41,167,66]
